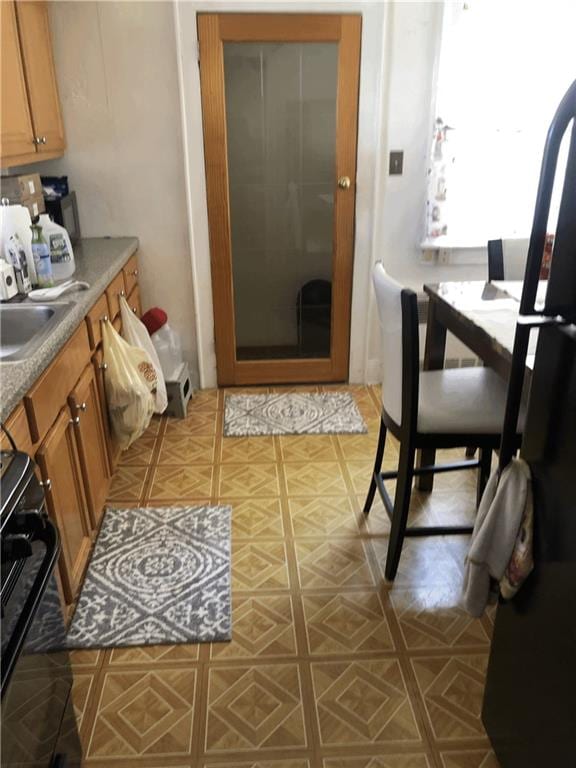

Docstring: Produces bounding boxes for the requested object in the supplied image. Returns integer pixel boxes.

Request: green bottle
[30,218,54,288]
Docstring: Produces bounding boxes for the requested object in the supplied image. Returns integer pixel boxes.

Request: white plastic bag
[151,323,183,381]
[120,296,167,413]
[101,320,155,450]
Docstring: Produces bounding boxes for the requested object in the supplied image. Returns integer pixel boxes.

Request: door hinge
[195,39,200,64]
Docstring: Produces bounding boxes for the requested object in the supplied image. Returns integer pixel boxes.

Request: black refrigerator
[482,80,576,768]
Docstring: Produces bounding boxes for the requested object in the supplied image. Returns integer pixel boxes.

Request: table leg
[416,299,447,491]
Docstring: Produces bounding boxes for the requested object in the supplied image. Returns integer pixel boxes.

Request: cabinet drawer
[85,292,109,350]
[105,270,126,320]
[123,253,139,296]
[1,403,33,454]
[25,323,91,444]
[127,285,142,318]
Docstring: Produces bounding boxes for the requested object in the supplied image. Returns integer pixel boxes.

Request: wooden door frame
[198,13,361,386]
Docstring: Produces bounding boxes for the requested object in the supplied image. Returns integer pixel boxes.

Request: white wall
[31,1,199,380]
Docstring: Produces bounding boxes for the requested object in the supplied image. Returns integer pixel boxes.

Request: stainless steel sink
[0,302,74,362]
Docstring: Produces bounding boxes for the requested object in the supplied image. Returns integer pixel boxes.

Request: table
[415,279,545,490]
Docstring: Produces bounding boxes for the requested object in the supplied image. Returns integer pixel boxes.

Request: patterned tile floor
[72,385,500,768]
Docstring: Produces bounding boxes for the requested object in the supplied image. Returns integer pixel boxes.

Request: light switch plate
[389,150,404,175]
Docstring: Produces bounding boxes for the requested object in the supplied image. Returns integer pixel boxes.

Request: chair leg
[384,439,416,581]
[477,448,492,507]
[363,419,387,515]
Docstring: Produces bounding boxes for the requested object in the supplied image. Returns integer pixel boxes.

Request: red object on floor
[141,307,167,336]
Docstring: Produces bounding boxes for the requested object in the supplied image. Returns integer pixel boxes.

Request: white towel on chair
[463,458,532,617]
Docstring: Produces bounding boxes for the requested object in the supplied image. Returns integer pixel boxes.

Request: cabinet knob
[99,362,108,371]
[338,175,351,190]
[131,269,139,277]
[76,402,87,412]
[40,479,52,492]
[118,290,126,297]
[132,306,137,314]
[41,136,47,144]
[100,314,109,323]
[69,416,80,426]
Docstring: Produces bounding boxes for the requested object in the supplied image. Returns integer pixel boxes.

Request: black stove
[0,450,82,767]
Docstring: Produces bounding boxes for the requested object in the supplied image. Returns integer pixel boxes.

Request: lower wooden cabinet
[5,256,140,608]
[92,348,121,472]
[69,365,111,530]
[127,285,142,317]
[36,407,93,603]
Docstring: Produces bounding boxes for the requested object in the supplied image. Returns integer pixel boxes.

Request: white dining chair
[364,262,523,580]
[488,238,530,281]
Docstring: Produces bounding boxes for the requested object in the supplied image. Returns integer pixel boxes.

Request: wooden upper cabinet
[0,0,65,166]
[15,1,65,156]
[0,1,35,160]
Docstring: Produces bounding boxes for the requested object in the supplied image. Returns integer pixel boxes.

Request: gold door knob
[338,176,351,190]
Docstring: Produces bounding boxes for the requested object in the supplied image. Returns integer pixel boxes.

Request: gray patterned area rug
[224,392,367,436]
[67,506,231,649]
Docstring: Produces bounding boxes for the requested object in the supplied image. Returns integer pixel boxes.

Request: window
[426,1,575,244]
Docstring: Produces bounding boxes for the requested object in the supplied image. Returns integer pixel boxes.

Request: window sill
[420,238,488,266]
[420,237,485,250]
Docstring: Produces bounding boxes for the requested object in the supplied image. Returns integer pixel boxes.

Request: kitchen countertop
[0,236,139,422]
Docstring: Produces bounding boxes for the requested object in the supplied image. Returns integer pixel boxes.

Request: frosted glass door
[224,42,338,360]
[198,13,361,385]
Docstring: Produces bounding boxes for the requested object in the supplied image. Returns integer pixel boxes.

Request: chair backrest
[372,262,419,429]
[488,238,530,281]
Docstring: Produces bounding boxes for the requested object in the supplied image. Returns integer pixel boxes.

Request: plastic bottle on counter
[4,233,32,294]
[39,213,75,281]
[0,201,38,285]
[30,218,54,288]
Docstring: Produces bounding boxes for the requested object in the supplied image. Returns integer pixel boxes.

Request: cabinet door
[15,0,65,155]
[93,349,122,472]
[36,408,92,604]
[122,254,139,297]
[127,285,142,318]
[0,1,36,161]
[69,365,111,531]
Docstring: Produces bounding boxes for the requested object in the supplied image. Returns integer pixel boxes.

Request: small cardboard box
[18,173,42,198]
[0,173,43,204]
[22,193,46,219]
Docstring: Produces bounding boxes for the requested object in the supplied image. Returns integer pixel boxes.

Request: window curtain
[426,117,454,239]
[426,1,575,244]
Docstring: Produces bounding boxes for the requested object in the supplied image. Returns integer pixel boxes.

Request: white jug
[39,214,75,281]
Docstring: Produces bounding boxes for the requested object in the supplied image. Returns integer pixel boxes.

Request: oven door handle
[1,518,61,698]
